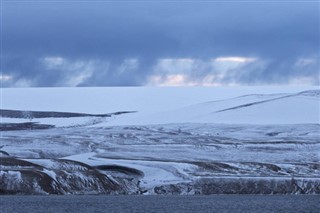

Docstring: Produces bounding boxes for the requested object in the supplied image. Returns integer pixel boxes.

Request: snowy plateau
[0,86,319,195]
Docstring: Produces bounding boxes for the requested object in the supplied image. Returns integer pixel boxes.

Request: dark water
[0,195,319,213]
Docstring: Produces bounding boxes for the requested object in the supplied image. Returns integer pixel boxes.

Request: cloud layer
[1,1,319,87]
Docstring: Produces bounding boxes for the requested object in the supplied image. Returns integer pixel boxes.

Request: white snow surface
[1,86,319,126]
[1,86,316,113]
[107,91,320,125]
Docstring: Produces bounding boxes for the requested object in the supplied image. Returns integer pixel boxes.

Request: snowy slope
[1,86,316,113]
[200,92,319,124]
[1,87,319,127]
[1,87,319,195]
[1,123,319,194]
[109,90,319,125]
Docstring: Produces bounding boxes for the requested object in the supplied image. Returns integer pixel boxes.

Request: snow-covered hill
[107,90,319,125]
[1,87,319,195]
[1,87,319,127]
[1,86,317,113]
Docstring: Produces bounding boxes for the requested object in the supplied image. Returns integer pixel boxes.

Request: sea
[0,195,319,213]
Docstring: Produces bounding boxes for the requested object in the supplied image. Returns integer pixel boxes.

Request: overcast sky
[1,1,319,87]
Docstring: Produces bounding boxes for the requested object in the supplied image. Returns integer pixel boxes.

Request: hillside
[1,87,319,195]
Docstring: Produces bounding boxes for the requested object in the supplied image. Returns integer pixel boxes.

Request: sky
[1,1,319,87]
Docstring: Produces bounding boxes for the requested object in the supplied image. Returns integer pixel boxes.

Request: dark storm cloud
[1,1,319,87]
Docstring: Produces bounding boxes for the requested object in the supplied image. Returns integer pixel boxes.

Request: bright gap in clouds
[147,56,258,87]
[214,57,257,63]
[0,74,13,81]
[146,74,237,87]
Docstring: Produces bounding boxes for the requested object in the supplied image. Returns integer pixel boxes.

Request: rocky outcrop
[0,157,137,195]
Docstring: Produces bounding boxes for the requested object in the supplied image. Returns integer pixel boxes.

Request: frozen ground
[0,87,319,194]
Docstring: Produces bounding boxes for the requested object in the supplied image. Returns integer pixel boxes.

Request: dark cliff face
[0,157,137,195]
[1,156,319,195]
[153,178,320,195]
